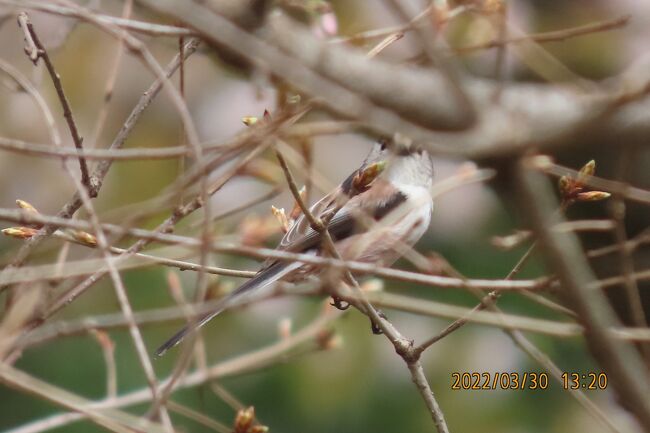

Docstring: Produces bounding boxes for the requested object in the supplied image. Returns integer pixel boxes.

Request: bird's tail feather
[154,261,301,357]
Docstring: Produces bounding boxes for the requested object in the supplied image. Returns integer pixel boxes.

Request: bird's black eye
[378,138,389,151]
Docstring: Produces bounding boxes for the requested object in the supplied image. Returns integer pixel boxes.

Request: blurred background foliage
[0,0,648,432]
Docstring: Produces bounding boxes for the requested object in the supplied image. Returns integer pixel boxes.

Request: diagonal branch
[17,12,91,190]
[0,37,200,275]
[274,147,449,433]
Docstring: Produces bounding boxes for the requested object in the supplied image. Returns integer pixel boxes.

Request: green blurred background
[0,1,648,432]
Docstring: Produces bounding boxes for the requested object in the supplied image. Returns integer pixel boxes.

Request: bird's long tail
[155,260,302,357]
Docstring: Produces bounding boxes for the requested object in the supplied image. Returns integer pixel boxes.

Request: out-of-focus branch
[4,305,340,433]
[0,363,167,433]
[608,149,650,361]
[455,15,630,54]
[517,162,650,431]
[10,0,650,160]
[0,37,200,274]
[1,0,195,36]
[0,207,548,291]
[134,1,650,161]
[136,0,475,134]
[88,0,134,150]
[0,121,358,162]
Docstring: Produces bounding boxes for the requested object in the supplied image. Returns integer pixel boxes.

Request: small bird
[155,136,434,356]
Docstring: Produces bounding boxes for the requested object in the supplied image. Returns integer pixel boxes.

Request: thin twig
[4,307,339,433]
[0,363,167,433]
[539,161,650,204]
[414,240,539,354]
[491,0,508,101]
[587,227,650,259]
[3,0,195,36]
[87,0,134,150]
[167,401,230,433]
[455,15,630,54]
[0,121,357,161]
[17,12,91,189]
[331,4,471,43]
[89,330,117,399]
[0,37,200,275]
[0,207,551,292]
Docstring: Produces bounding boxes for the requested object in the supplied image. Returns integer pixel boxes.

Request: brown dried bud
[234,407,255,433]
[73,231,97,246]
[352,161,386,193]
[576,191,611,202]
[557,160,610,205]
[2,227,38,239]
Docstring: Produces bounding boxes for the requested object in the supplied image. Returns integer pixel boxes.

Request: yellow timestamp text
[451,372,549,390]
[561,372,608,390]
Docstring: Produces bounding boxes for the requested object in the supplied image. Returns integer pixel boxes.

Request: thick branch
[134,2,650,161]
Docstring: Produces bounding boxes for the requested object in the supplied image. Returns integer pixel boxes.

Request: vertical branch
[517,162,650,431]
[407,362,449,433]
[176,34,187,206]
[491,0,508,101]
[299,137,313,205]
[17,12,91,191]
[274,148,450,433]
[88,0,134,149]
[89,330,117,400]
[608,148,650,360]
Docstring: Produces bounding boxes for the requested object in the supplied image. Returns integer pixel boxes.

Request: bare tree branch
[517,161,650,431]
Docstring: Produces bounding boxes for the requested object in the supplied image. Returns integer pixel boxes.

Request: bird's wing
[278,188,343,249]
[155,189,354,357]
[155,176,407,356]
[276,179,407,256]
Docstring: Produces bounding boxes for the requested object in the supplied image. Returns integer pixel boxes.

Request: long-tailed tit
[155,137,434,356]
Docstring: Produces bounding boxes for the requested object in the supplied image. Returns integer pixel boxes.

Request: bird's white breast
[391,183,433,246]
